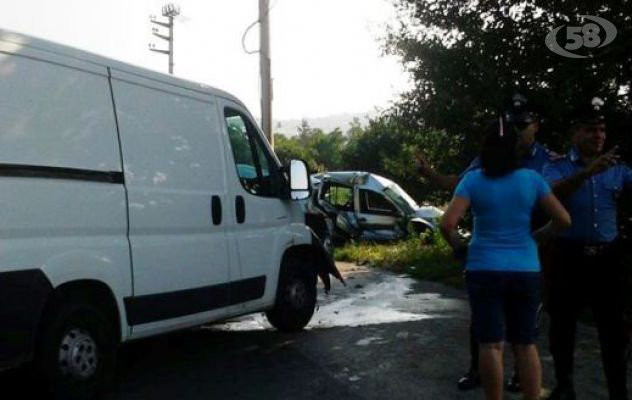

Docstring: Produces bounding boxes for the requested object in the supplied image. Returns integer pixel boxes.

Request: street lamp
[162,3,180,18]
[148,3,181,74]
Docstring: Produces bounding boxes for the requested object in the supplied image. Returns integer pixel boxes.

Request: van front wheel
[36,302,116,399]
[266,257,317,332]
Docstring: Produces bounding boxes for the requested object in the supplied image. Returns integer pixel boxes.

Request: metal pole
[259,0,273,147]
[149,4,179,75]
[168,16,174,75]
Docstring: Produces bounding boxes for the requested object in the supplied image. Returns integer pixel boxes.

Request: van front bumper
[0,270,52,370]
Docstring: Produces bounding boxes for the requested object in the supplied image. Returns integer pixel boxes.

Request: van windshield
[383,185,418,215]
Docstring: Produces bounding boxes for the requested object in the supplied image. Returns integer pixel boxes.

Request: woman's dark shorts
[466,270,540,344]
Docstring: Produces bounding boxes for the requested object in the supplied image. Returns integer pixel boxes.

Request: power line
[241,0,279,56]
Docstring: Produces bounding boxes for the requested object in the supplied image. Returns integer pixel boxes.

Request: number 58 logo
[545,15,617,58]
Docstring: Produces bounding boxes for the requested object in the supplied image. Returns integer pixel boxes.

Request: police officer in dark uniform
[416,94,558,392]
[544,97,632,400]
[417,94,557,193]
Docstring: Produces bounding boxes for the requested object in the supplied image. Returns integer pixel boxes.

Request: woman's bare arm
[440,196,470,250]
[533,193,571,242]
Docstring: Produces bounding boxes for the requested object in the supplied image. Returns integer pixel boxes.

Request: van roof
[0,28,246,107]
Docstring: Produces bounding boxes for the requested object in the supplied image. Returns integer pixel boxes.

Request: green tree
[341,116,455,203]
[386,0,631,164]
[273,134,313,168]
[280,120,348,172]
[313,128,346,170]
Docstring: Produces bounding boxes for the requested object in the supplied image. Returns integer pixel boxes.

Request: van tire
[36,301,116,400]
[266,257,317,332]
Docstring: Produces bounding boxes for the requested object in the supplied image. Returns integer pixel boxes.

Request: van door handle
[236,196,246,224]
[211,196,222,225]
[358,217,367,222]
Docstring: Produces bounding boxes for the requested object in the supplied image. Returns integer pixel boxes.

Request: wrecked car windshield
[383,185,417,215]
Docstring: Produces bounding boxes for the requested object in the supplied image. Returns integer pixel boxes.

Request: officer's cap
[570,96,606,125]
[504,93,537,125]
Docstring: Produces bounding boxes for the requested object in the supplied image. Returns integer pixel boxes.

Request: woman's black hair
[480,117,520,177]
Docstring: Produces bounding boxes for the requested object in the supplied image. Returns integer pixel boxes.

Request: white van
[0,29,342,398]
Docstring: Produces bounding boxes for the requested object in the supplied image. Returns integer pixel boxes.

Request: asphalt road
[2,262,629,399]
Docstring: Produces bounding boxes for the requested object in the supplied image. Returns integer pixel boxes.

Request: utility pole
[259,0,273,147]
[149,3,180,75]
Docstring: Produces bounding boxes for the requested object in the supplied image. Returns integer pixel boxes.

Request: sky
[0,0,411,120]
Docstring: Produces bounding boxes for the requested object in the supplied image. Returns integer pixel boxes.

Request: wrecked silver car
[311,172,444,243]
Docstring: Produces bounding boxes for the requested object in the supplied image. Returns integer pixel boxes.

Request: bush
[334,232,465,288]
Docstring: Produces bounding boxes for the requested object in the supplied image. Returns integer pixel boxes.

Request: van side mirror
[289,160,310,200]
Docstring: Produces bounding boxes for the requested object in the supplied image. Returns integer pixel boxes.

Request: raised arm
[415,152,461,192]
[549,147,620,199]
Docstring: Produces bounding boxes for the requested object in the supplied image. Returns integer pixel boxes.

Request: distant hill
[272,112,378,137]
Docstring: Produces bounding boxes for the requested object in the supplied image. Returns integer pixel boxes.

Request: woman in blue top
[441,119,571,400]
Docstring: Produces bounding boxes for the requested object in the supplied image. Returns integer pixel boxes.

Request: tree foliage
[274,120,347,172]
[385,0,632,165]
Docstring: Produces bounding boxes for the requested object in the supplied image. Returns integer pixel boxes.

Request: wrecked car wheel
[266,257,317,332]
[420,230,435,244]
[409,221,434,244]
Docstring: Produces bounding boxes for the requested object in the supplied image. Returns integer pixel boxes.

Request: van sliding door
[110,72,233,336]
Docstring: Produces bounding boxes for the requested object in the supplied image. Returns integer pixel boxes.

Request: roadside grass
[334,233,465,289]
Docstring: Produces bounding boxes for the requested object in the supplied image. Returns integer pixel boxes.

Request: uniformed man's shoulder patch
[546,150,564,162]
[546,152,570,165]
[539,144,563,162]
